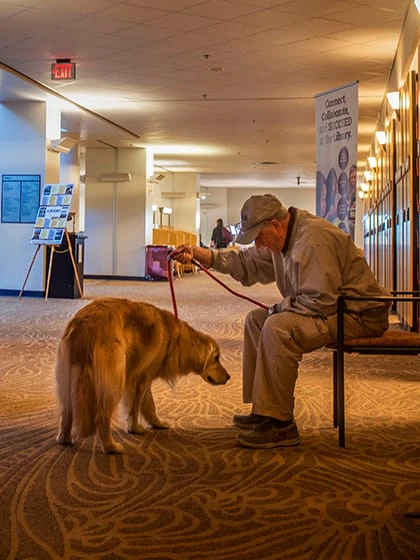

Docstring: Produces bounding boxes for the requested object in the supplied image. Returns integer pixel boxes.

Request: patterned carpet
[0,272,419,560]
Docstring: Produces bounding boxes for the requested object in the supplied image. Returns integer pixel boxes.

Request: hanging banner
[314,81,358,239]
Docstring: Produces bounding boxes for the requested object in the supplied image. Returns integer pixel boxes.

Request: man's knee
[245,307,268,329]
[262,312,330,352]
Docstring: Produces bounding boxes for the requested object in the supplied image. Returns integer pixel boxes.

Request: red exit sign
[51,60,76,81]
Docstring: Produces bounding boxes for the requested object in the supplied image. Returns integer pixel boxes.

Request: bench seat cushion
[343,330,420,348]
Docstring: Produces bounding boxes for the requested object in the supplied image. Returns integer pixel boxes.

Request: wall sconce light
[386,91,400,120]
[367,156,377,169]
[386,91,400,110]
[358,190,366,199]
[364,170,372,181]
[360,182,369,192]
[375,131,386,145]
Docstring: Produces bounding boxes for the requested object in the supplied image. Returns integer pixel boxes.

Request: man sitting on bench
[172,194,389,449]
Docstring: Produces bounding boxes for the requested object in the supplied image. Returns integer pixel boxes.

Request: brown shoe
[237,421,300,449]
[233,413,270,430]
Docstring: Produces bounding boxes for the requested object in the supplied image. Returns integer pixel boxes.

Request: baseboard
[84,274,150,281]
[0,289,44,298]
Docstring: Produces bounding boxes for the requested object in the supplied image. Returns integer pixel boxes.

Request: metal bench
[332,293,420,447]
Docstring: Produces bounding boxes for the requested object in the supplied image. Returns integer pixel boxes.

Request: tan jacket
[212,208,389,318]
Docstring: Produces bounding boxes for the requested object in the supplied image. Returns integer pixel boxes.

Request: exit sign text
[51,62,76,81]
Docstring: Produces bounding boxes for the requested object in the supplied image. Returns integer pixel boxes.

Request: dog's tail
[72,365,97,439]
[56,327,126,441]
[56,335,97,439]
[76,338,126,439]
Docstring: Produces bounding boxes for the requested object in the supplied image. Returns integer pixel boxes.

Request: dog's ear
[201,342,216,370]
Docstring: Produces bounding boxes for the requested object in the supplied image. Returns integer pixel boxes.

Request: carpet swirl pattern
[0,273,419,559]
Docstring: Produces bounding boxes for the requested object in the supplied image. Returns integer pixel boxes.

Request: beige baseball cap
[236,194,289,244]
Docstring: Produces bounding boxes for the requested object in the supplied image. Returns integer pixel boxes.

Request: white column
[0,100,61,293]
[60,139,82,232]
[171,173,200,235]
[85,147,148,277]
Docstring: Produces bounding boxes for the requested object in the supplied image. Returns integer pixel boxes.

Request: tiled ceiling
[0,0,412,188]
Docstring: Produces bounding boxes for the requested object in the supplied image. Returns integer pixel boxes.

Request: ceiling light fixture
[153,145,220,156]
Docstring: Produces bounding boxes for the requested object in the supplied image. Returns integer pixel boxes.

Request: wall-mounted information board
[1,174,41,223]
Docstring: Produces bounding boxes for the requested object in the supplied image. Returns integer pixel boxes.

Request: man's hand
[170,244,214,268]
[170,244,193,264]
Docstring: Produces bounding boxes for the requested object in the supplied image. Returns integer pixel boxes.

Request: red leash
[167,258,179,319]
[167,253,269,318]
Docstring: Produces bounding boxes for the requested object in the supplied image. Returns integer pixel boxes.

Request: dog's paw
[127,423,146,435]
[56,433,72,446]
[151,421,169,430]
[103,442,124,454]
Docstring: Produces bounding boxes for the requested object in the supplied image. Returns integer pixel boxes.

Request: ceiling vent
[100,172,132,183]
[200,202,218,209]
[161,191,185,199]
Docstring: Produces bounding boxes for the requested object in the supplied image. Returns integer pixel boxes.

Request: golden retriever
[55,297,230,453]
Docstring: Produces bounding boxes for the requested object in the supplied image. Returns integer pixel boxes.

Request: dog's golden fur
[55,297,230,453]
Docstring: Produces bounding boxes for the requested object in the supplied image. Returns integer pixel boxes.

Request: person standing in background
[210,218,232,249]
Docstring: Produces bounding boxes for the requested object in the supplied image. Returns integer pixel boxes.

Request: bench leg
[333,351,338,428]
[337,348,345,448]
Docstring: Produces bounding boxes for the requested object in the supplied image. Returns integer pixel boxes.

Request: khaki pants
[242,308,389,421]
